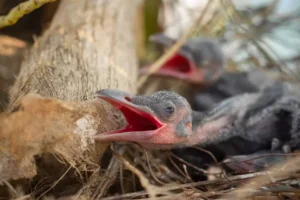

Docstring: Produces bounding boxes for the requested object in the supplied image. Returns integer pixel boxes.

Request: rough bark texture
[0,0,139,186]
[10,0,138,103]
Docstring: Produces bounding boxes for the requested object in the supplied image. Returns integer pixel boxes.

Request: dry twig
[0,0,57,29]
[222,155,300,199]
[37,166,72,199]
[101,171,270,200]
[112,147,164,199]
[92,145,126,199]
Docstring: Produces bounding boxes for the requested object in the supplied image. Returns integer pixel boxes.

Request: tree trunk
[10,0,138,103]
[0,0,139,191]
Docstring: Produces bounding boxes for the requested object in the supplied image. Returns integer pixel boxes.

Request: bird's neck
[186,111,235,147]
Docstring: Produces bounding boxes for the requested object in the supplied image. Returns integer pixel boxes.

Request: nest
[4,142,300,200]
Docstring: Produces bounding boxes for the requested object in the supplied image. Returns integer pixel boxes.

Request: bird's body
[94,86,300,178]
[99,34,299,178]
[95,84,300,152]
[178,81,300,177]
[191,70,274,111]
[141,33,295,112]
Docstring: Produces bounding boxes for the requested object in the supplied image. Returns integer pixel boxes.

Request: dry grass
[75,145,300,200]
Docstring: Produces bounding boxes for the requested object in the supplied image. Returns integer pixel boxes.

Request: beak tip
[94,89,133,101]
[94,89,116,99]
[94,89,106,98]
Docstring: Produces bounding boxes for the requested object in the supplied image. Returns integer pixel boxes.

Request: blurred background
[0,0,300,108]
[137,0,300,74]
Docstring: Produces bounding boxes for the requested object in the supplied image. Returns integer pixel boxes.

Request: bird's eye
[164,106,175,114]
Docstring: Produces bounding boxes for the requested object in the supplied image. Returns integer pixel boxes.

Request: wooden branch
[0,0,57,29]
[1,0,139,185]
[9,0,138,104]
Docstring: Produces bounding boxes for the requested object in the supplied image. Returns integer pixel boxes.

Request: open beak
[140,33,205,84]
[94,89,166,143]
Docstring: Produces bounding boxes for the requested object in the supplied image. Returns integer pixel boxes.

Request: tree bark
[0,0,139,186]
[10,0,138,102]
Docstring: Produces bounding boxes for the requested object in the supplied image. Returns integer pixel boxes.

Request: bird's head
[94,89,194,149]
[140,33,225,85]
